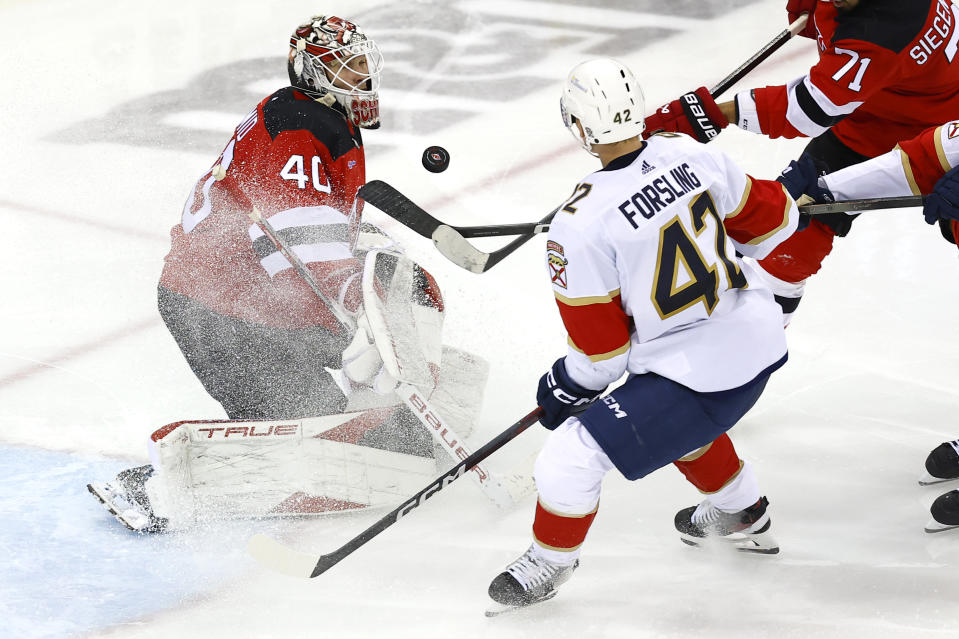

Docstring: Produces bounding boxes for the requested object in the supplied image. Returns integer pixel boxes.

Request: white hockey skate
[485,544,578,616]
[925,489,959,533]
[674,496,779,554]
[87,465,168,533]
[918,440,959,486]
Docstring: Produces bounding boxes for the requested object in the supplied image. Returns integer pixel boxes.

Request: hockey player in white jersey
[776,120,959,534]
[487,58,799,612]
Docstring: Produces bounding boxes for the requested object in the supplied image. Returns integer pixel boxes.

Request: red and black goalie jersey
[159,87,367,333]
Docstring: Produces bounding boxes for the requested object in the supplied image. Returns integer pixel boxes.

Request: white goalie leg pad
[145,411,436,529]
[427,346,489,440]
[740,256,805,327]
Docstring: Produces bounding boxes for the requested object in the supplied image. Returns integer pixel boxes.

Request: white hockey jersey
[547,133,798,393]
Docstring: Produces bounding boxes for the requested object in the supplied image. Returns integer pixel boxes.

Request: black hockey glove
[536,358,605,430]
[778,156,833,203]
[923,165,959,225]
[777,156,833,232]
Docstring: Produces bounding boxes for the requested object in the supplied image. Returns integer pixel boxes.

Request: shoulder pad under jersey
[261,87,361,160]
[833,0,932,53]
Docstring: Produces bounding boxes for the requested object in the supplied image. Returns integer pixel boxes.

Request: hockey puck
[422,145,450,173]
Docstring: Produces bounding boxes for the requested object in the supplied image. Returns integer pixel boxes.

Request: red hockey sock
[673,433,742,493]
[532,499,598,552]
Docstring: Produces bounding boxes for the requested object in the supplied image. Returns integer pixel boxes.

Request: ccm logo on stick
[195,425,298,438]
[395,466,468,520]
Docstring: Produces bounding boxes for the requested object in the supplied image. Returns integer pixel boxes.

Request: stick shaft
[309,406,543,577]
[710,15,808,96]
[248,208,355,332]
[799,195,925,215]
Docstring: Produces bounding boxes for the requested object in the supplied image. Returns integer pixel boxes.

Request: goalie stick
[359,16,810,273]
[358,181,927,274]
[247,406,543,578]
[248,207,528,507]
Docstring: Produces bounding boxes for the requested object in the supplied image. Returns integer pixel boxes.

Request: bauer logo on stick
[422,145,450,173]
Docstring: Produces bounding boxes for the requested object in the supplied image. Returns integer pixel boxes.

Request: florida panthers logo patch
[547,242,568,289]
[948,122,959,139]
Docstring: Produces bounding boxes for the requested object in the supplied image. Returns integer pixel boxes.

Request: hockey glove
[777,156,833,232]
[786,0,819,38]
[923,165,959,225]
[536,358,605,431]
[342,313,398,394]
[643,87,728,144]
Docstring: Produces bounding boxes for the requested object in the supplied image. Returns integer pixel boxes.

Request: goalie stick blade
[247,533,321,579]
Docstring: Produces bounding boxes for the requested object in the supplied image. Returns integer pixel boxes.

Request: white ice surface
[1,1,957,638]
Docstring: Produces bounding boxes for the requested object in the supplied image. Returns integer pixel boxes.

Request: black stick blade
[358,180,442,237]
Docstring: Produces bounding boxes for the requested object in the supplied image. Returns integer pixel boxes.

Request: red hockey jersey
[159,88,367,333]
[738,0,959,158]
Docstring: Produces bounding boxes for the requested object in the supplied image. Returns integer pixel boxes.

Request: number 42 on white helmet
[560,58,647,156]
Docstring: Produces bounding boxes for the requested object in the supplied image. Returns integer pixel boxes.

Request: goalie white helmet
[560,58,646,154]
[288,15,384,129]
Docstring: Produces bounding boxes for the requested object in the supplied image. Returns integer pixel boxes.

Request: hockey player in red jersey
[157,14,382,421]
[87,16,481,533]
[643,0,959,324]
[775,120,959,534]
[486,58,800,613]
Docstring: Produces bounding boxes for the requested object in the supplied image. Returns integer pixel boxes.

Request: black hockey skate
[674,496,779,554]
[925,489,959,533]
[87,465,168,533]
[918,440,959,486]
[486,545,578,616]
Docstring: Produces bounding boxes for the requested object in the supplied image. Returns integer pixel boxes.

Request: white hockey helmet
[288,15,384,129]
[560,58,646,153]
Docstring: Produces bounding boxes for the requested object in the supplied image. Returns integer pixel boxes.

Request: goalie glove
[341,312,398,394]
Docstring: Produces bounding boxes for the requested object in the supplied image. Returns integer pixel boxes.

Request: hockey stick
[709,14,808,96]
[394,381,532,509]
[359,18,810,273]
[249,207,524,506]
[248,207,355,332]
[247,406,543,578]
[359,181,927,273]
[799,195,926,215]
[357,179,558,274]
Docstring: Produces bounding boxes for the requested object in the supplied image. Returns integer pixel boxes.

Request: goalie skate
[674,496,779,554]
[486,545,578,616]
[87,465,168,533]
